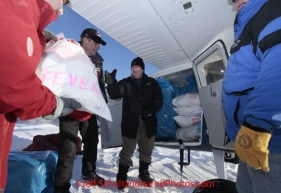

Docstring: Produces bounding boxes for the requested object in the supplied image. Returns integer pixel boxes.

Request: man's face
[82,37,100,56]
[235,0,248,12]
[131,65,143,79]
[54,0,64,15]
[46,0,69,15]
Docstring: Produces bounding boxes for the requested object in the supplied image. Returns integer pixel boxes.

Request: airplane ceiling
[70,0,236,70]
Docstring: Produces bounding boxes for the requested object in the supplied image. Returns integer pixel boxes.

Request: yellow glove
[234,123,272,172]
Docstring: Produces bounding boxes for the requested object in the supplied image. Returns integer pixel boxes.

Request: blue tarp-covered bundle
[6,151,58,193]
[180,76,198,95]
[155,77,179,140]
[170,84,181,99]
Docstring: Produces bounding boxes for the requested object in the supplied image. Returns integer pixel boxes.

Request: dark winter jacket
[222,0,281,152]
[107,73,163,139]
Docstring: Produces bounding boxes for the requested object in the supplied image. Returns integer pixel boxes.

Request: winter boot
[82,172,105,186]
[54,183,71,193]
[138,161,154,187]
[81,160,105,186]
[116,163,129,190]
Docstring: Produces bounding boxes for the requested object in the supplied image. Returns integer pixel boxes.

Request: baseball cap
[80,28,106,46]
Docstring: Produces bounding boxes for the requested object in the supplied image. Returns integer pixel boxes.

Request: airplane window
[204,61,225,85]
[196,49,225,87]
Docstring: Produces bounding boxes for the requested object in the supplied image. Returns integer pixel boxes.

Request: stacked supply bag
[173,93,203,142]
[155,75,202,142]
[155,77,179,140]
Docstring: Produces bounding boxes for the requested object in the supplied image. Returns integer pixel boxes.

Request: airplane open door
[193,40,235,178]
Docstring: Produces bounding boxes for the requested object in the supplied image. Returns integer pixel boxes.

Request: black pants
[54,115,99,188]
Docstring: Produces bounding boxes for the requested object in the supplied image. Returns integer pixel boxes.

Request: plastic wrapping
[172,93,200,107]
[180,76,198,94]
[170,84,181,99]
[173,106,202,116]
[6,151,58,193]
[155,77,178,140]
[176,122,201,142]
[173,115,201,128]
[36,38,112,121]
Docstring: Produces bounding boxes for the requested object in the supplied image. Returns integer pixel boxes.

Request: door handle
[210,83,217,97]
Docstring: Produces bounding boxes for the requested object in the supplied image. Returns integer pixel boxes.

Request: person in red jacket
[54,28,108,193]
[0,0,78,192]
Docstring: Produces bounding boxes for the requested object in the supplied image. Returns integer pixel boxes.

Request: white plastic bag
[176,122,201,142]
[36,38,112,121]
[173,105,202,116]
[172,93,200,107]
[173,115,201,128]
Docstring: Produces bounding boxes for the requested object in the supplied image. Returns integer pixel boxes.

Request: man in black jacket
[105,57,163,190]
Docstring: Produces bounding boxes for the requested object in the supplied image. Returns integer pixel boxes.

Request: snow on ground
[10,118,237,193]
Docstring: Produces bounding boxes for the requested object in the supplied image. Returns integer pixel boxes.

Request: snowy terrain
[10,118,237,193]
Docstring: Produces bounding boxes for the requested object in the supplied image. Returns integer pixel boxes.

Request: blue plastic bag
[180,76,198,94]
[6,151,58,193]
[170,84,180,99]
[156,77,177,140]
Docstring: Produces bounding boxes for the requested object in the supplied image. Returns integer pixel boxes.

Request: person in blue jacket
[222,0,281,192]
